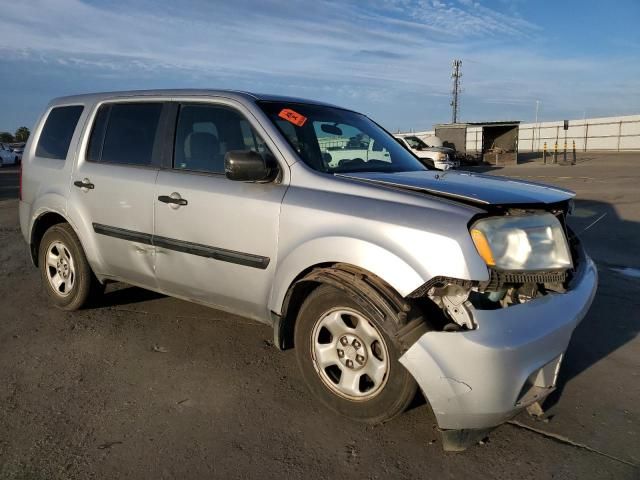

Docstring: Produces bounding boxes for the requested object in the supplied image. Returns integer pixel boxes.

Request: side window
[275,120,298,147]
[86,104,110,162]
[239,120,258,151]
[174,104,269,174]
[87,103,163,166]
[36,105,84,160]
[275,119,314,159]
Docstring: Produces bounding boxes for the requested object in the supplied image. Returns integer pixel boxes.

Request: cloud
[0,0,638,130]
[353,0,540,38]
[357,50,409,60]
[0,0,541,90]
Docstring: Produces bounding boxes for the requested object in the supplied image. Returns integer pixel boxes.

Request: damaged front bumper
[399,255,598,435]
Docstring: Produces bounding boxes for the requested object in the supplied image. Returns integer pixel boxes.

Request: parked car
[0,143,19,166]
[395,135,458,170]
[19,90,597,451]
[320,133,390,168]
[10,144,24,163]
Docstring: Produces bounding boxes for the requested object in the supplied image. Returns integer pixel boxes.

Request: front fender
[268,236,424,315]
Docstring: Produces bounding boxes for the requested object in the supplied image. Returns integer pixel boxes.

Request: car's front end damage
[264,107,600,449]
[400,242,596,450]
[340,170,598,451]
[398,198,597,451]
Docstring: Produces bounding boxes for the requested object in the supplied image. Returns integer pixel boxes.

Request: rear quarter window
[35,105,84,160]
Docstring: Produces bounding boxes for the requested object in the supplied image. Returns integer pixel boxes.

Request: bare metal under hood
[338,170,575,206]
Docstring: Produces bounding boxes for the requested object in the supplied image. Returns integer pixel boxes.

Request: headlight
[434,152,445,161]
[470,213,572,271]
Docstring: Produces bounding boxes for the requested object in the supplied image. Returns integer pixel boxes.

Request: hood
[338,170,575,206]
[419,146,454,154]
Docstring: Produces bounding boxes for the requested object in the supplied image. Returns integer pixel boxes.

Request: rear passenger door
[68,101,171,288]
[153,101,287,322]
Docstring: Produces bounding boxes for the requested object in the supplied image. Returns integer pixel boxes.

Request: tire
[39,223,102,310]
[295,284,418,424]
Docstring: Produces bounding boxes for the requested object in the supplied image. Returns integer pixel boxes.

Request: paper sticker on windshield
[279,108,307,127]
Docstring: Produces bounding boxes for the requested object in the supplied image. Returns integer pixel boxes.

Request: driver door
[153,101,288,322]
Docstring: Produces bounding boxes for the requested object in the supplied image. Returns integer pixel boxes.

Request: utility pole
[450,59,462,124]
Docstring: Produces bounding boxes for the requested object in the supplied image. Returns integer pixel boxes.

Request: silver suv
[19,90,597,450]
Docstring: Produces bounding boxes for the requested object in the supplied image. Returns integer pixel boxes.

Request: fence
[512,114,640,152]
[401,114,640,153]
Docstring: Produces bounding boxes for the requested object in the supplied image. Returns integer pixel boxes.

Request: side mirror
[224,150,277,182]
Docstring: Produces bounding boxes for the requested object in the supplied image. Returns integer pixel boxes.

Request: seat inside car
[186,131,223,172]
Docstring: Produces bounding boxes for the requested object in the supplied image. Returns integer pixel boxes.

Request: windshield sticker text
[278,108,307,127]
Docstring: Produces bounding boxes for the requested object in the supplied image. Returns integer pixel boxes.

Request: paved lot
[0,154,638,479]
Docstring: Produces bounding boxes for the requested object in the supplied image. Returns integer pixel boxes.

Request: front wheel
[39,223,103,310]
[295,284,417,424]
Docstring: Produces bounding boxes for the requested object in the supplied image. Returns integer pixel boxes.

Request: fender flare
[269,238,433,351]
[29,200,105,276]
[272,262,430,351]
[28,192,73,265]
[269,236,426,318]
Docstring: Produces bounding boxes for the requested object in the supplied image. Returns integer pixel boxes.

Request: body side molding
[92,223,270,269]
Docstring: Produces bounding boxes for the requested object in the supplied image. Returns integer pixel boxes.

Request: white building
[400,114,640,153]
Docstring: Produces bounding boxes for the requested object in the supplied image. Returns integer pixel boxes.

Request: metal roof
[435,121,521,128]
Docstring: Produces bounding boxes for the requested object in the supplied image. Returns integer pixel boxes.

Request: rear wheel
[39,223,102,310]
[295,284,417,424]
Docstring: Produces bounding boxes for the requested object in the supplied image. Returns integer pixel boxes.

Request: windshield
[404,136,428,149]
[258,101,427,174]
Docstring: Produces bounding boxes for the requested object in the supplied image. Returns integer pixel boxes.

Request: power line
[450,59,462,124]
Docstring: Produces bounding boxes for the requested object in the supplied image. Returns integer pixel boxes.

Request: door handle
[73,179,95,190]
[158,195,188,206]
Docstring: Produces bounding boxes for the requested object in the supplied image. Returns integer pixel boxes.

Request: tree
[0,132,14,143]
[14,127,30,142]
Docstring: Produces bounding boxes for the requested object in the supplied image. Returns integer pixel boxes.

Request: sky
[0,0,639,133]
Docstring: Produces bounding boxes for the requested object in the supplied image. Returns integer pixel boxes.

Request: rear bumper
[399,255,598,430]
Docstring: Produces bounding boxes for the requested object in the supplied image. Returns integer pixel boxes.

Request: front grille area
[480,269,568,292]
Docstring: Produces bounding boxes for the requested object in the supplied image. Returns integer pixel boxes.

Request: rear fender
[29,195,106,275]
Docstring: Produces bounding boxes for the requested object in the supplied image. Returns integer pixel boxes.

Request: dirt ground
[0,153,638,479]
